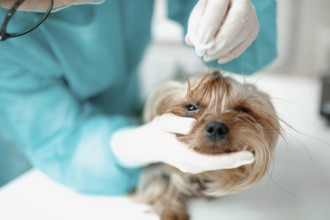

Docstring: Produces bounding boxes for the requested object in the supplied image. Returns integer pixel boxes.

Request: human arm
[0,67,141,195]
[0,1,156,195]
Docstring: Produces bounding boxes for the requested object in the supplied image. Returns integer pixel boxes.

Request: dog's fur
[134,71,280,220]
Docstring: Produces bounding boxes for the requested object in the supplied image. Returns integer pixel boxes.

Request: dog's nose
[205,122,229,142]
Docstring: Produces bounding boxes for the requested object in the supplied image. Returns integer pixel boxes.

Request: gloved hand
[110,113,255,174]
[0,0,104,12]
[185,0,259,64]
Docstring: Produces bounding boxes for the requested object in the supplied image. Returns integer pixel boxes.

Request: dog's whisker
[265,167,296,197]
[281,131,315,162]
[270,96,296,104]
[284,127,330,148]
[279,117,330,161]
[266,149,283,194]
[267,149,276,186]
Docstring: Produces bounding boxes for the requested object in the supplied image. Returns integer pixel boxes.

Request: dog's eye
[185,103,199,112]
[234,105,251,113]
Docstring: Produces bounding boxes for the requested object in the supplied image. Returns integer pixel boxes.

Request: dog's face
[144,71,280,196]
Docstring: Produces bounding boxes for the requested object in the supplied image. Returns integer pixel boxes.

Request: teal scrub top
[0,0,277,195]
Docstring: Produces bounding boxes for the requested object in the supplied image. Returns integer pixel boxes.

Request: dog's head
[144,71,281,196]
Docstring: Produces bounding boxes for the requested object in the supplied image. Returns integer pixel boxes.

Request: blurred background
[1,0,330,187]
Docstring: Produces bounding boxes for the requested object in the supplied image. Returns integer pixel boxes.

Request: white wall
[282,0,330,76]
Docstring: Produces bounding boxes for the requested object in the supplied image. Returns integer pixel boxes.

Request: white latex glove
[0,0,104,12]
[185,0,259,64]
[110,113,255,174]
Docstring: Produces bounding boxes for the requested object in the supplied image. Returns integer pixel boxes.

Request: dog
[134,71,281,220]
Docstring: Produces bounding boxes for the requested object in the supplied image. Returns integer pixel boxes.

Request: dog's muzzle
[205,122,229,142]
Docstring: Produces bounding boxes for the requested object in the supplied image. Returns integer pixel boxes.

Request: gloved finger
[179,151,255,174]
[193,150,255,172]
[202,23,252,62]
[204,18,258,62]
[203,0,257,60]
[154,113,196,135]
[226,150,255,167]
[218,27,257,64]
[193,0,230,45]
[185,0,208,46]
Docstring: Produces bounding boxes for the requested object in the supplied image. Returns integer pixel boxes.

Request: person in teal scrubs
[0,0,277,194]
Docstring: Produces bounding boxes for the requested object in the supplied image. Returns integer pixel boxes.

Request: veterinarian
[0,0,276,194]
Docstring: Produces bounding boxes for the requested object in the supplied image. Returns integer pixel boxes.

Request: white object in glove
[185,0,259,64]
[110,113,255,174]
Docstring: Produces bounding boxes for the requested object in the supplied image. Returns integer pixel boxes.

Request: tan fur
[134,71,281,220]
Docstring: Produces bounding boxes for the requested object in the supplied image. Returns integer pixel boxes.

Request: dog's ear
[143,81,185,122]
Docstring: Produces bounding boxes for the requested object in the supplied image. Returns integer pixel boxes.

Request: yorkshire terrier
[134,71,281,220]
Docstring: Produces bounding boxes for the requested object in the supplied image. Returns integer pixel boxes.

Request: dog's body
[134,71,280,220]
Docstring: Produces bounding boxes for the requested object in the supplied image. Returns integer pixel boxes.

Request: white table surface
[1,73,330,220]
